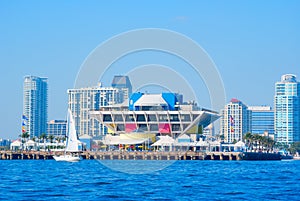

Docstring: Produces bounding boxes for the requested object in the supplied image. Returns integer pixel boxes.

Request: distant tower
[221,98,251,143]
[68,83,120,137]
[111,75,132,102]
[23,76,48,138]
[274,74,300,144]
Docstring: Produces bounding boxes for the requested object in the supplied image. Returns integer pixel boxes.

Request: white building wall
[68,84,121,137]
[221,99,251,143]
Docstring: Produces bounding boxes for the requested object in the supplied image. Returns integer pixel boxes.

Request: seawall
[1,151,281,161]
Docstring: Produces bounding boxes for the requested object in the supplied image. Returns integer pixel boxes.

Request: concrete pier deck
[1,150,281,161]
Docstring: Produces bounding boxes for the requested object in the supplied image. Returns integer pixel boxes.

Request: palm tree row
[19,133,66,144]
[243,132,276,153]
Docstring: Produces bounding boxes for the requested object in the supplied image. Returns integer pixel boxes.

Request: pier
[83,151,243,161]
[0,150,281,161]
[0,151,53,160]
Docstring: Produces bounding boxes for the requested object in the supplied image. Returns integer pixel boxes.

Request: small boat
[293,152,300,160]
[53,109,82,162]
[53,154,81,162]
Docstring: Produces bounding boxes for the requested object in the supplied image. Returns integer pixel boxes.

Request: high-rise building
[23,76,48,138]
[68,83,121,137]
[47,120,67,137]
[111,75,132,102]
[248,106,274,135]
[221,98,251,143]
[274,74,300,144]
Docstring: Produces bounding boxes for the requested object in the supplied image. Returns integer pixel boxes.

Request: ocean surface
[0,160,299,200]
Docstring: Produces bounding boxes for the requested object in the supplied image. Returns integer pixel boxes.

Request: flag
[22,115,28,121]
[230,115,234,133]
[230,115,234,125]
[22,126,26,133]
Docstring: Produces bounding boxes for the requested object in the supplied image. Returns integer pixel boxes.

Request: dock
[83,151,243,160]
[0,150,281,161]
[0,151,53,160]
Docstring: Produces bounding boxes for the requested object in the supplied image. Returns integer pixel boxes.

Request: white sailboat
[53,109,82,162]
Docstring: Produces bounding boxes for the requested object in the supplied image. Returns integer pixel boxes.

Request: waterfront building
[68,83,121,137]
[274,74,300,144]
[221,98,251,143]
[111,75,132,103]
[47,120,67,137]
[248,106,274,135]
[0,138,12,149]
[79,134,92,151]
[202,123,214,137]
[90,92,220,139]
[23,76,48,138]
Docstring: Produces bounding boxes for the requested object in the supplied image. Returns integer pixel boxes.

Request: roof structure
[111,75,132,87]
[134,94,168,106]
[151,136,175,146]
[102,135,150,145]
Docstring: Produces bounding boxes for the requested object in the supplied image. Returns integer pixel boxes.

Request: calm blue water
[0,160,299,200]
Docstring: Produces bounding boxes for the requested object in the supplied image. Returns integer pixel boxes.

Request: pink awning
[159,123,171,133]
[125,123,137,132]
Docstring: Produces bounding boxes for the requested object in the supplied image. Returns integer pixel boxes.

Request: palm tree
[288,142,300,155]
[266,137,275,153]
[40,133,47,142]
[39,133,47,151]
[21,132,30,142]
[243,132,253,151]
[48,135,54,143]
[20,132,30,150]
[48,135,55,150]
[55,136,60,143]
[252,134,262,152]
[261,136,269,152]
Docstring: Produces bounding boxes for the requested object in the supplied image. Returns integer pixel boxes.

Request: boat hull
[53,155,81,162]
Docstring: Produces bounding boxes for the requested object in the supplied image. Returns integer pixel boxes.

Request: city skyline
[1,1,300,138]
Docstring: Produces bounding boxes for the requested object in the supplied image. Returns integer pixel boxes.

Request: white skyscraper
[23,76,48,138]
[221,98,251,143]
[67,83,121,137]
[275,74,300,144]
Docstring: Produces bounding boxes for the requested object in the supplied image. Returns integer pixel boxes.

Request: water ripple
[0,160,299,200]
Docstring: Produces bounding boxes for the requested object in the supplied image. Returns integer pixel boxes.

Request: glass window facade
[23,76,48,138]
[221,99,252,143]
[248,106,274,135]
[275,74,300,143]
[68,85,123,137]
[47,120,67,137]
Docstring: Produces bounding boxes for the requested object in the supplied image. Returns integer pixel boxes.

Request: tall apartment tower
[23,76,48,138]
[67,83,120,137]
[274,74,300,144]
[221,98,251,143]
[111,75,132,102]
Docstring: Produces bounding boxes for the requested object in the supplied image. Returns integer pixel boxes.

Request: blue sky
[0,1,299,138]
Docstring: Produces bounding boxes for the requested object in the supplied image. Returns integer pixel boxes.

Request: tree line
[243,132,300,154]
[20,132,66,143]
